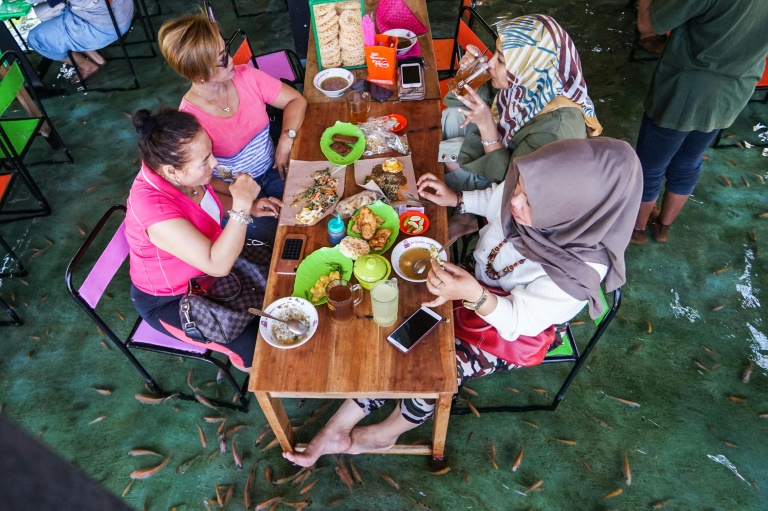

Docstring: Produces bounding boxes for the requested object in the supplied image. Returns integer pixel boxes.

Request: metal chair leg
[0,296,23,326]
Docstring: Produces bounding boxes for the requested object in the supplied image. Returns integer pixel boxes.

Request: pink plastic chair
[65,205,249,411]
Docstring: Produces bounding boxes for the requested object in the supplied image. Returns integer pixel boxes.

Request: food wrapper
[280,160,346,226]
[354,155,418,203]
[357,115,400,132]
[335,190,385,218]
[361,127,409,156]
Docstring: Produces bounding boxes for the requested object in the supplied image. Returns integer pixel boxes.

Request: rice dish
[270,307,310,345]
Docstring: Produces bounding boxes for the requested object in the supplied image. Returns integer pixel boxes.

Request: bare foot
[282,424,352,467]
[83,50,106,66]
[347,424,398,454]
[68,53,100,80]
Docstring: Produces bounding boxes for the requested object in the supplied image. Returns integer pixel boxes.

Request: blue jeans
[222,167,285,244]
[635,114,720,202]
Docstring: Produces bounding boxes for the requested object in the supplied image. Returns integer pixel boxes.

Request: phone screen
[388,308,442,351]
[401,65,422,86]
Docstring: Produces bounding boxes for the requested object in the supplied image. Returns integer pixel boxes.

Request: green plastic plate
[346,200,399,255]
[320,121,366,165]
[292,246,354,306]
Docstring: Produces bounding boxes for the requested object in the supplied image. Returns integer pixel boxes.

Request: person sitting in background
[158,13,307,243]
[126,108,263,371]
[284,138,641,467]
[631,0,768,244]
[26,0,134,80]
[441,14,602,192]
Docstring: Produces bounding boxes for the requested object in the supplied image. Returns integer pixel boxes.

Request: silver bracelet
[455,191,466,214]
[481,137,501,146]
[227,210,253,225]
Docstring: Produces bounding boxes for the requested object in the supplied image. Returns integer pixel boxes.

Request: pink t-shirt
[125,164,223,296]
[179,65,283,157]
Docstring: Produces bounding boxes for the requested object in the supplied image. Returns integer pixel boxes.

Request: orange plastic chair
[433,0,477,72]
[435,5,498,101]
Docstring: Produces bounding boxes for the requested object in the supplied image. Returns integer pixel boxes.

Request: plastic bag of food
[334,190,385,218]
[361,128,410,156]
[358,115,399,132]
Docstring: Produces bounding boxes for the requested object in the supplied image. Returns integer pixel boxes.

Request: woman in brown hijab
[284,138,642,467]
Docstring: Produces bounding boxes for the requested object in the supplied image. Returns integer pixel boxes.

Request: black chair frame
[0,232,26,278]
[440,5,498,82]
[0,295,22,326]
[65,205,249,412]
[69,0,156,92]
[452,288,622,414]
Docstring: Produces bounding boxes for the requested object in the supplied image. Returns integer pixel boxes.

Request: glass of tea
[325,279,363,324]
[346,90,370,125]
[447,55,491,97]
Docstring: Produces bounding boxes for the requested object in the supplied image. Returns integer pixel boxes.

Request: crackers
[313,1,364,69]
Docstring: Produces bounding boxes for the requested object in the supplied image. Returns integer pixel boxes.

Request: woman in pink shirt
[126,108,264,371]
[158,13,307,243]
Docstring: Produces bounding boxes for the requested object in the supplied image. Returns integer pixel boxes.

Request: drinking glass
[325,279,363,324]
[346,90,370,125]
[370,278,399,327]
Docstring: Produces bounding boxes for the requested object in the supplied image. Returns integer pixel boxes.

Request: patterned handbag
[179,248,270,344]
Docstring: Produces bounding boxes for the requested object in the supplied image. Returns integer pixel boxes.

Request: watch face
[286,129,297,139]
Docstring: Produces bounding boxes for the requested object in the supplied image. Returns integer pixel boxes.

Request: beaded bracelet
[227,210,253,225]
[455,190,466,214]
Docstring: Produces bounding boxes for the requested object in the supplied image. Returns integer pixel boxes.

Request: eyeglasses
[217,31,241,68]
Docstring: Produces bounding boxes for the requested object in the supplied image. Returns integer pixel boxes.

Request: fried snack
[429,244,445,269]
[368,228,392,251]
[350,206,383,240]
[364,163,407,202]
[339,8,365,66]
[332,134,360,144]
[309,271,342,302]
[339,236,370,260]
[335,190,379,217]
[329,141,353,157]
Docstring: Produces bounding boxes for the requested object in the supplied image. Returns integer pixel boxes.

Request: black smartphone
[351,78,368,92]
[369,81,394,102]
[386,307,443,353]
[275,234,307,274]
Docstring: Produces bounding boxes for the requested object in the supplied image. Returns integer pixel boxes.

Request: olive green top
[646,0,768,132]
[459,107,588,183]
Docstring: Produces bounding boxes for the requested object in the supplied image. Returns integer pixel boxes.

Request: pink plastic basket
[375,0,428,36]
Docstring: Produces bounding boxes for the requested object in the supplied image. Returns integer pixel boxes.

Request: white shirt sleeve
[479,262,608,340]
[462,185,498,218]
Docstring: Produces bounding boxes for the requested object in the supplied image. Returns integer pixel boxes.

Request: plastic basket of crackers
[310,0,366,70]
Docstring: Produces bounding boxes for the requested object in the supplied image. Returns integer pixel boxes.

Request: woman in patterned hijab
[443,14,602,192]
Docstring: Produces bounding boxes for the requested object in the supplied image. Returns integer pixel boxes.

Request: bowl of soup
[383,29,417,55]
[313,68,354,98]
[391,237,448,282]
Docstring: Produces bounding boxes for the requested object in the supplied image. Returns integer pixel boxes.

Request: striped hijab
[492,15,600,146]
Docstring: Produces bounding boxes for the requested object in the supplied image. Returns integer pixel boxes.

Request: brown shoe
[630,228,649,245]
[650,222,670,242]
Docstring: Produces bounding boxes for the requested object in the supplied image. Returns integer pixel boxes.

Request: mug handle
[351,284,363,306]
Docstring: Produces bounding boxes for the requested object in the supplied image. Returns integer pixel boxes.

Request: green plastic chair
[0,2,33,52]
[0,51,72,222]
[452,287,622,414]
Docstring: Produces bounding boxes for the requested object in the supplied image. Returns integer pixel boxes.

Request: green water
[1,1,767,509]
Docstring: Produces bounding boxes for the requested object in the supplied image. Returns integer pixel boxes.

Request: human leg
[283,399,370,467]
[632,114,687,243]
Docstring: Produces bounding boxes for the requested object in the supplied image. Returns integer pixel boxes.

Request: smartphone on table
[399,62,424,89]
[275,234,307,274]
[386,306,443,353]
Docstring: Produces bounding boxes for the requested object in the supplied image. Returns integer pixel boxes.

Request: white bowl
[313,68,354,98]
[383,29,417,55]
[391,236,448,283]
[258,297,319,349]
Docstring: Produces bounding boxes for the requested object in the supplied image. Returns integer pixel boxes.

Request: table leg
[255,392,297,452]
[430,393,452,467]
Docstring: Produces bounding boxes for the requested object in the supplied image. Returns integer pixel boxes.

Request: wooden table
[303,0,441,104]
[249,99,457,464]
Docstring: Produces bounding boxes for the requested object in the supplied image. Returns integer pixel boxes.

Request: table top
[249,99,457,397]
[302,0,441,104]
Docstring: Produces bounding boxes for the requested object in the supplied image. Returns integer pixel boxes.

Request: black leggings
[130,285,257,368]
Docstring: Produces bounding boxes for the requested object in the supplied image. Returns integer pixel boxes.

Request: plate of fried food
[293,246,354,305]
[320,121,366,165]
[346,201,399,254]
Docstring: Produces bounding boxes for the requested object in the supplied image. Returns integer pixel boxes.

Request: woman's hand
[417,173,458,207]
[273,137,292,180]
[228,173,261,211]
[250,197,283,218]
[458,44,482,71]
[455,84,495,131]
[422,261,483,308]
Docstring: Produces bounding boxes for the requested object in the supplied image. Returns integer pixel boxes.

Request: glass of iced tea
[325,279,363,324]
[447,55,492,97]
[346,90,370,125]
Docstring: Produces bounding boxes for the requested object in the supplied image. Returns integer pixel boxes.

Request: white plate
[258,297,319,349]
[391,236,447,283]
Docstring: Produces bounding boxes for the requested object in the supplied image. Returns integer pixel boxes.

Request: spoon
[248,307,308,336]
[413,238,459,275]
[215,164,234,179]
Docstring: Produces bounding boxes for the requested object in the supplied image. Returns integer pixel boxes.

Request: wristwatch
[463,287,489,311]
[281,129,297,139]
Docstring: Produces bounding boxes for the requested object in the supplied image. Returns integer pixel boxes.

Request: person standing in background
[631,0,768,245]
